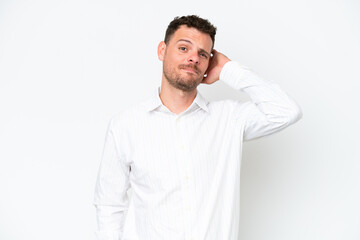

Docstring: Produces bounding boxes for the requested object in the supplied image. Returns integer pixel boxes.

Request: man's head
[158,15,217,92]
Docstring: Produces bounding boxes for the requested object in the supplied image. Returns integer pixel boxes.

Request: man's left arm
[203,50,302,140]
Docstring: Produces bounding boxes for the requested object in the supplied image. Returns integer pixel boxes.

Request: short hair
[164,15,217,49]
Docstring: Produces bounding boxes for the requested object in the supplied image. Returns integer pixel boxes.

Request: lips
[182,68,197,73]
[179,64,199,74]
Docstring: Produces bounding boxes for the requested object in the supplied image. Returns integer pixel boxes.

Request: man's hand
[201,49,231,84]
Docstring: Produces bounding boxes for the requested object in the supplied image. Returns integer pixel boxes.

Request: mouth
[182,68,198,74]
[180,65,199,74]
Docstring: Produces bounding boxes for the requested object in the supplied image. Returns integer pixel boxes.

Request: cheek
[166,54,181,67]
[200,61,209,73]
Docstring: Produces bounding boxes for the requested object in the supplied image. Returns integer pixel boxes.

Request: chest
[124,113,241,192]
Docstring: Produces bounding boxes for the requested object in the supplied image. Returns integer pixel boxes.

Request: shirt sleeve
[219,61,302,141]
[93,117,131,240]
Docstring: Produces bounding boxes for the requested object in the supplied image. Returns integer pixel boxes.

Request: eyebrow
[177,39,211,58]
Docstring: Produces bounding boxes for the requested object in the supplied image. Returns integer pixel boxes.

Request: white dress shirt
[94,61,302,240]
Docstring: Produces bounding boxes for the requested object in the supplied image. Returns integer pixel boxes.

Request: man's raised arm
[203,50,302,140]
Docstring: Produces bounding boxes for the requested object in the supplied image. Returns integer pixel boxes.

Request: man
[94,15,302,240]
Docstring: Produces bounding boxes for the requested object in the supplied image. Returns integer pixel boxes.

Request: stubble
[163,62,203,92]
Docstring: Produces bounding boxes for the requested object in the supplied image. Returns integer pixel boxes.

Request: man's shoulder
[207,98,248,110]
[205,98,254,122]
[110,101,147,122]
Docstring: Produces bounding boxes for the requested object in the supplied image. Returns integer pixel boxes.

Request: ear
[157,41,166,61]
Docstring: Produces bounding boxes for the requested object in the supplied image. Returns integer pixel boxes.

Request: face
[158,25,213,92]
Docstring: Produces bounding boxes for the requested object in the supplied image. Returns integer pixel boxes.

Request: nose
[188,53,199,64]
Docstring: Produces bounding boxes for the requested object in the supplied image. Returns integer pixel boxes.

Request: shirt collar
[142,86,209,113]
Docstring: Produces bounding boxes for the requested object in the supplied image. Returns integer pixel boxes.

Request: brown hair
[164,15,217,49]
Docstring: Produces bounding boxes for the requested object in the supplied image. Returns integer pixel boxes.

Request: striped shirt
[94,61,302,240]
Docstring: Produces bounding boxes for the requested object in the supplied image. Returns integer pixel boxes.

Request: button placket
[175,116,194,238]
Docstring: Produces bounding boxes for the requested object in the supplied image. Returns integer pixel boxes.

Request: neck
[159,78,197,115]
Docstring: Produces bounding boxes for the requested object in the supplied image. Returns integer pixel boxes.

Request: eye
[179,46,187,51]
[200,53,208,59]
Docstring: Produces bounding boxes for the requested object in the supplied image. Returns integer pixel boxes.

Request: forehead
[169,25,213,52]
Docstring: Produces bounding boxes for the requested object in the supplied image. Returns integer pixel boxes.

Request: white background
[0,0,359,239]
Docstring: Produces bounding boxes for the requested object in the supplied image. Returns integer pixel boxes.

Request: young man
[94,15,302,240]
